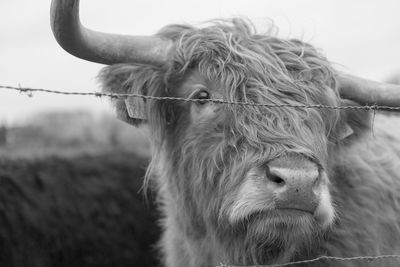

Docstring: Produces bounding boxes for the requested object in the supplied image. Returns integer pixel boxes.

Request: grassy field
[0,111,161,266]
[0,152,160,267]
[0,110,150,159]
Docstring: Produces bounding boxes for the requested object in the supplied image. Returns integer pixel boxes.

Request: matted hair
[101,18,342,160]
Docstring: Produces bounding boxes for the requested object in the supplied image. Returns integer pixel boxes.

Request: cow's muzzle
[265,155,322,214]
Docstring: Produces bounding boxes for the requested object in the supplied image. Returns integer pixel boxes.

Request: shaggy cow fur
[100,19,400,266]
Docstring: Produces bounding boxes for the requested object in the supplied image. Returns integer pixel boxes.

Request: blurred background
[0,0,399,266]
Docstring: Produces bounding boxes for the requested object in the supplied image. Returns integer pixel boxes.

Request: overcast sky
[1,0,399,124]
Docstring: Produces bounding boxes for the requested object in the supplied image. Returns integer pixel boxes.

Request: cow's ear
[336,100,371,142]
[99,64,164,127]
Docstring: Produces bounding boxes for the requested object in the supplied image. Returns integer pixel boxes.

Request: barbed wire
[1,85,400,111]
[217,254,400,267]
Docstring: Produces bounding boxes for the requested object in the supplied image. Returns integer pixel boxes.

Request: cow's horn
[50,0,173,65]
[337,73,400,108]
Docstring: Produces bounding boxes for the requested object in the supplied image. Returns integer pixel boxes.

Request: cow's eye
[192,90,210,105]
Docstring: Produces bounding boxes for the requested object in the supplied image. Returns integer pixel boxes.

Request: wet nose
[266,155,320,213]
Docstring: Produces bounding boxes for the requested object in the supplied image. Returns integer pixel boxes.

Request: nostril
[270,174,285,185]
[266,166,286,186]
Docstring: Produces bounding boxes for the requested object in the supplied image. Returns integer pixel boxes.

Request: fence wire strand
[1,85,400,111]
[217,254,400,267]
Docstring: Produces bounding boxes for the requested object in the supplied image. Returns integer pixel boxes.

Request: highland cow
[51,1,400,266]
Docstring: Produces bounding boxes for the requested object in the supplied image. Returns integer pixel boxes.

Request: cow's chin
[218,209,323,265]
[244,209,322,249]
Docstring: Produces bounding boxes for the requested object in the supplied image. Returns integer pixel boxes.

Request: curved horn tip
[50,0,171,66]
[337,72,400,108]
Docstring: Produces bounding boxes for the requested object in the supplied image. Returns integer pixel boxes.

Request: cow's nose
[266,156,320,213]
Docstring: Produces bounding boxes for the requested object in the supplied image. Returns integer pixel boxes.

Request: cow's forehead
[168,27,338,104]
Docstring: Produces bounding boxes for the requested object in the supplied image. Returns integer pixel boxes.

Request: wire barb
[1,85,400,111]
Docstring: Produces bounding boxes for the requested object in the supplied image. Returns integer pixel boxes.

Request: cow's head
[51,0,400,264]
